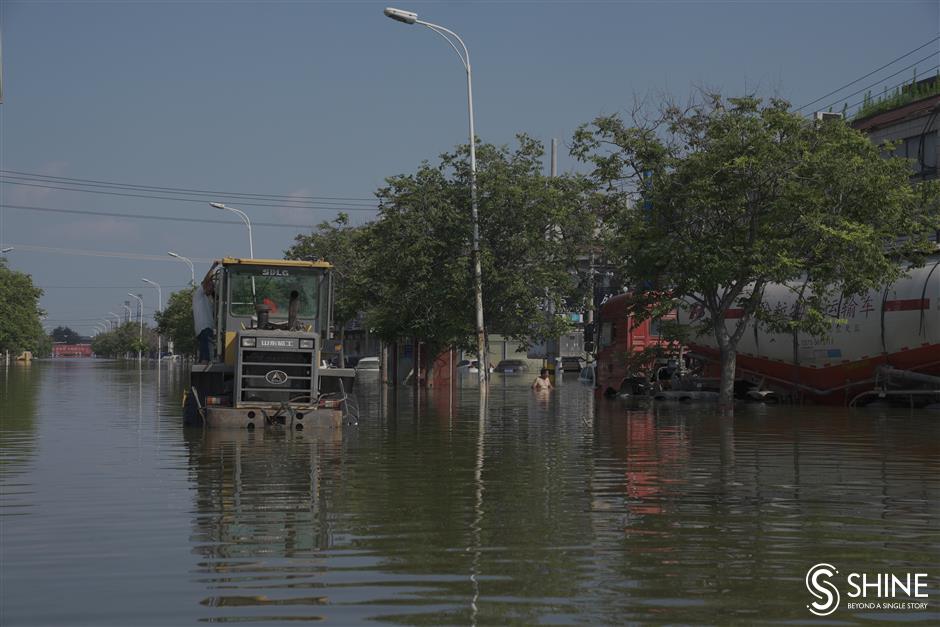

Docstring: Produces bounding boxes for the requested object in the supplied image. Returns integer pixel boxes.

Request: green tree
[363,135,592,354]
[285,213,376,360]
[572,94,939,407]
[33,333,53,358]
[50,326,85,344]
[155,288,196,357]
[0,259,45,356]
[90,322,157,358]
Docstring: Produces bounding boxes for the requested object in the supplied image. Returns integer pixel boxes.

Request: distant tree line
[90,323,159,358]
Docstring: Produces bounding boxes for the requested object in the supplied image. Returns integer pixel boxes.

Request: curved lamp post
[168,251,195,286]
[210,202,254,259]
[384,7,487,383]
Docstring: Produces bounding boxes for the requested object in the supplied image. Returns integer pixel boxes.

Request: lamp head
[168,251,179,258]
[384,7,417,24]
[210,202,226,210]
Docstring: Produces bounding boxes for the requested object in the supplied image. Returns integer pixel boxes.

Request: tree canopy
[0,259,46,356]
[285,213,375,328]
[287,136,593,355]
[51,326,85,345]
[90,322,157,358]
[572,93,940,405]
[154,288,197,357]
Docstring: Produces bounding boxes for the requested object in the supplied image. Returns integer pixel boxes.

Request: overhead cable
[797,36,940,112]
[0,180,381,211]
[844,64,940,115]
[7,244,214,263]
[0,169,377,203]
[809,53,937,117]
[38,284,190,289]
[1,203,322,229]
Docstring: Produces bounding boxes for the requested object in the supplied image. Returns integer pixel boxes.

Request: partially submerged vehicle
[678,257,940,406]
[594,256,940,406]
[184,257,356,429]
[594,292,679,397]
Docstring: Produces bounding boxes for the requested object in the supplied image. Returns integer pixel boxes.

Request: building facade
[851,81,939,182]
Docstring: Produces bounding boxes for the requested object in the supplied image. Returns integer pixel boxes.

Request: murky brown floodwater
[1,360,937,625]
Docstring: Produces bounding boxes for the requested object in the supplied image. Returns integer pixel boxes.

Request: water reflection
[590,401,939,622]
[184,427,342,621]
[0,363,43,527]
[1,363,937,624]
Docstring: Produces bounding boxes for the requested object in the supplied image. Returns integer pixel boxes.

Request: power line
[38,284,190,289]
[797,36,940,112]
[843,64,940,115]
[1,203,322,229]
[8,244,214,263]
[0,179,381,212]
[809,53,937,117]
[0,169,378,203]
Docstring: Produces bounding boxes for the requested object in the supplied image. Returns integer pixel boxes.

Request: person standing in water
[532,368,553,391]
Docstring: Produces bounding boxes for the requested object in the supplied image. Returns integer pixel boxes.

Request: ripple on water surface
[1,362,937,624]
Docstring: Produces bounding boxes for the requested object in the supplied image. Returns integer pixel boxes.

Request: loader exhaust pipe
[288,290,300,330]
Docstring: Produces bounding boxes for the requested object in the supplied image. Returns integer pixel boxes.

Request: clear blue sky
[1,0,938,334]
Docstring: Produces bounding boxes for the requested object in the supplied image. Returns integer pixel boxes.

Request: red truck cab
[594,292,677,396]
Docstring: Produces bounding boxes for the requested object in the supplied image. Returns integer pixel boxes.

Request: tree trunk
[718,340,737,411]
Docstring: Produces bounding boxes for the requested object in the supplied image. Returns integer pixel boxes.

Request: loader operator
[193,276,215,364]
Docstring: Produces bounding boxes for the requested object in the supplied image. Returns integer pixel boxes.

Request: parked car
[494,359,529,374]
[356,356,380,371]
[560,356,584,373]
[457,359,493,373]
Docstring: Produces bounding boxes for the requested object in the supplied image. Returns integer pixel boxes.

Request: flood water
[1,360,938,625]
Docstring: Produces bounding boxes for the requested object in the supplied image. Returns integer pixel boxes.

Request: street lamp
[142,278,163,360]
[384,6,488,383]
[210,202,254,259]
[128,293,144,363]
[168,251,195,286]
[108,311,121,329]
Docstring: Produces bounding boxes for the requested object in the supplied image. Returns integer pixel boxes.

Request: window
[650,318,661,336]
[229,268,320,319]
[895,132,937,176]
[599,322,613,348]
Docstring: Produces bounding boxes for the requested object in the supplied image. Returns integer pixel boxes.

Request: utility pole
[551,138,563,384]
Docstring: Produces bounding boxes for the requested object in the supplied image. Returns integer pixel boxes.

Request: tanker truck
[677,257,940,406]
[183,257,356,428]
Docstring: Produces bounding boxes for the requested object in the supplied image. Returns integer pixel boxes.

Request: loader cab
[209,257,333,365]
